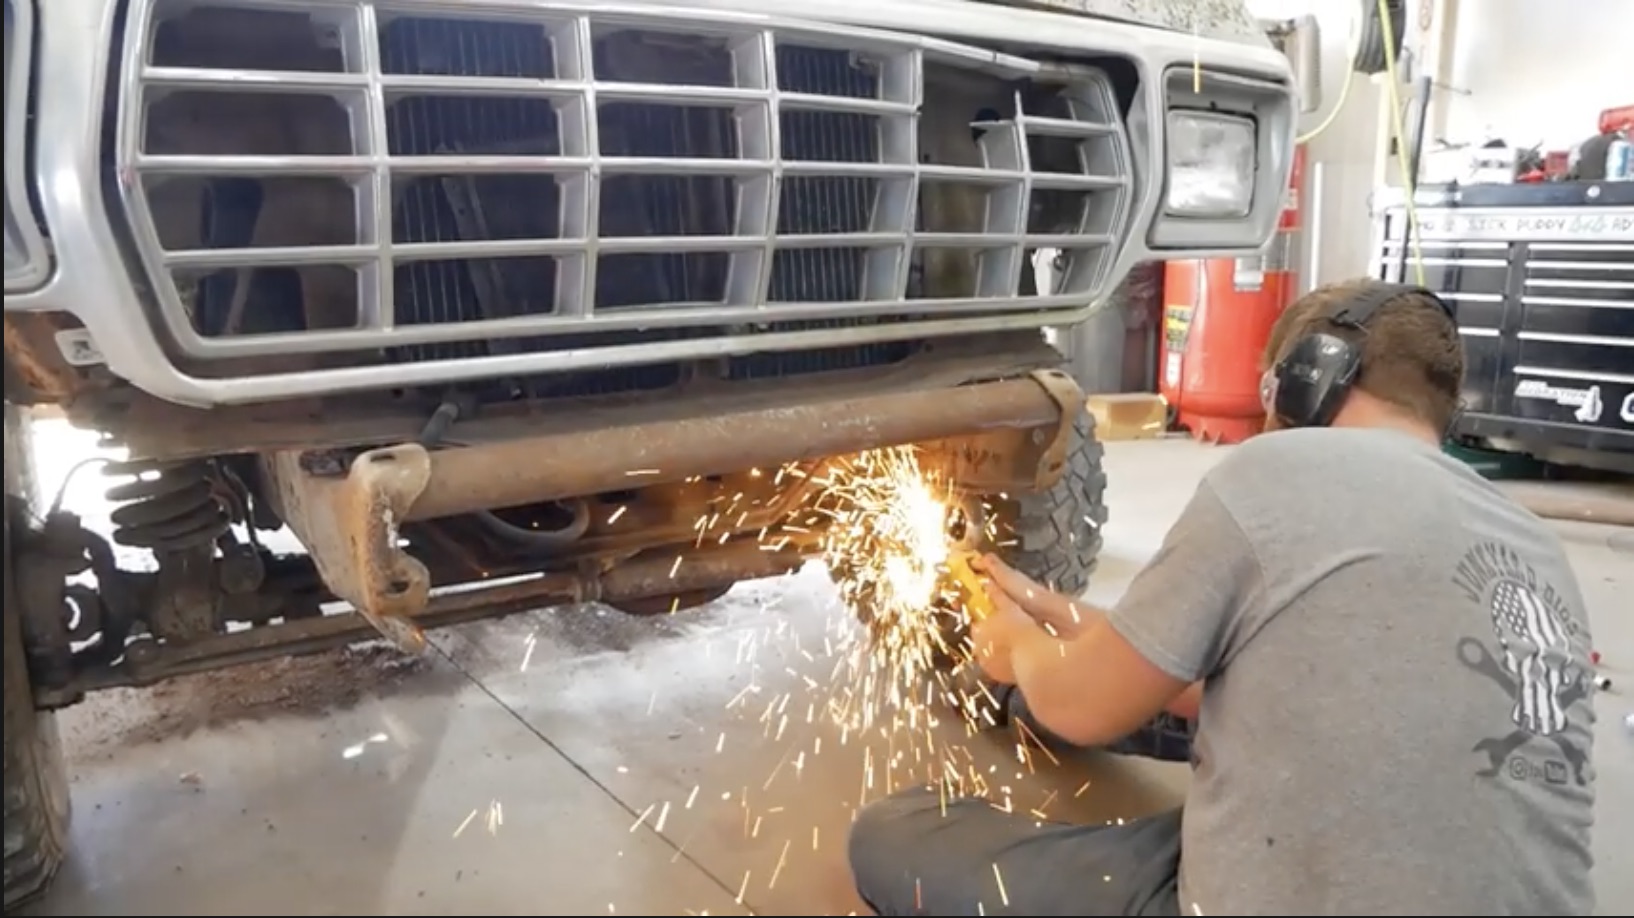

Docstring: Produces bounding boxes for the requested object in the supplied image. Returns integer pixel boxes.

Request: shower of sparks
[483,446,1081,914]
[807,445,997,733]
[731,447,1057,808]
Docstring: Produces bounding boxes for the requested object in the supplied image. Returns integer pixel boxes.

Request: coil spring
[104,459,233,552]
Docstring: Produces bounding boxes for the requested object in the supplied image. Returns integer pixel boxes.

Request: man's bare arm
[980,556,1205,719]
[1017,594,1203,719]
[1008,618,1191,748]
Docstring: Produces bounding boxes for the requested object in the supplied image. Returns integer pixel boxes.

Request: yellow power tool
[945,550,995,623]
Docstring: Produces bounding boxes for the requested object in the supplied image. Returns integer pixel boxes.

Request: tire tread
[998,410,1108,595]
[3,404,69,910]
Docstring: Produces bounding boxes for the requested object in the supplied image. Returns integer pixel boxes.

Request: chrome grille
[116,0,1134,370]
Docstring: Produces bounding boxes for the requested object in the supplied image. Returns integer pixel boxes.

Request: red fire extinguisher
[1159,147,1306,444]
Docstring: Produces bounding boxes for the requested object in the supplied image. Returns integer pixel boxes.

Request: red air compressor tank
[1159,147,1306,444]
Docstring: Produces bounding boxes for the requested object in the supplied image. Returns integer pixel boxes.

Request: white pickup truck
[2,0,1296,904]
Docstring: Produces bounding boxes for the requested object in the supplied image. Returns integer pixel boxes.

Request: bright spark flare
[808,446,992,734]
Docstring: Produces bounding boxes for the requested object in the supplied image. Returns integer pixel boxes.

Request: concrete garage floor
[15,423,1634,917]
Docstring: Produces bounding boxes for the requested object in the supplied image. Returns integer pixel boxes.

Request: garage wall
[1246,0,1629,289]
[1438,0,1633,149]
[1244,0,1388,289]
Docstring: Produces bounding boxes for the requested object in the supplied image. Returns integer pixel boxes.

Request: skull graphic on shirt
[1489,579,1572,736]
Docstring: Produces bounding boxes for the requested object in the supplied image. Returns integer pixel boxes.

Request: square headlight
[1165,110,1256,219]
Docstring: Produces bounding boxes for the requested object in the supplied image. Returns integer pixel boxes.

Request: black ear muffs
[1272,332,1364,428]
[1270,283,1454,429]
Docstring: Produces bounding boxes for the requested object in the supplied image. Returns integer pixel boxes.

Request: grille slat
[119,0,1135,368]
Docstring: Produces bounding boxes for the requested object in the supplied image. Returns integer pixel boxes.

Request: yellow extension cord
[1288,0,1427,286]
[1376,0,1428,286]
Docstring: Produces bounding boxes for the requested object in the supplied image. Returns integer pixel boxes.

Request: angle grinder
[939,495,997,623]
[944,551,995,623]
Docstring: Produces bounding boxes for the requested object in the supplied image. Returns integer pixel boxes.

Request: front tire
[976,407,1108,727]
[3,405,70,909]
[992,408,1108,595]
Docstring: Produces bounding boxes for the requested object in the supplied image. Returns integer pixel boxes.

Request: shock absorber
[103,459,233,552]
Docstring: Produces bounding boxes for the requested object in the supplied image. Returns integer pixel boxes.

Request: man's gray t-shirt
[1105,427,1596,915]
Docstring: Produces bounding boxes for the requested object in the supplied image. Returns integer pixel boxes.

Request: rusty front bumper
[261,370,1084,652]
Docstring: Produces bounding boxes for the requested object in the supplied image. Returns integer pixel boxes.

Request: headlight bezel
[1147,66,1295,253]
[4,0,50,293]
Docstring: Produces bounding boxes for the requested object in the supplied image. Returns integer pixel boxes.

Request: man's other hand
[969,588,1032,685]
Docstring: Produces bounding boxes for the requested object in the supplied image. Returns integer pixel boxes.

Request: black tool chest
[1374,182,1634,472]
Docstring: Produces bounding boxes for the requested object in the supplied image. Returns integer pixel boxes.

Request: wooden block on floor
[1085,392,1168,441]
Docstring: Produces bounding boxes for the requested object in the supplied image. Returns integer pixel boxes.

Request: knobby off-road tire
[973,406,1109,727]
[3,404,71,909]
[994,407,1108,596]
[990,409,1194,759]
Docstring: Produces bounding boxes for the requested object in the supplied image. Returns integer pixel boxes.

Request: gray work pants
[848,700,1191,916]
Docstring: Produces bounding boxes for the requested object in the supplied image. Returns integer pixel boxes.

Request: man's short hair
[1262,278,1465,432]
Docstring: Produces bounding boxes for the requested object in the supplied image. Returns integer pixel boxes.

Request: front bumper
[7,0,1293,408]
[259,365,1084,653]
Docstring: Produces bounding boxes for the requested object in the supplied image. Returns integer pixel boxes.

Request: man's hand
[967,588,1035,685]
[970,554,1204,742]
[972,554,1098,638]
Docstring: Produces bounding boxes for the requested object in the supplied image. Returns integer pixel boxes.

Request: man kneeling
[847,279,1597,916]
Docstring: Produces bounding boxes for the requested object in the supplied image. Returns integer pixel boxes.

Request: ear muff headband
[1269,284,1454,429]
